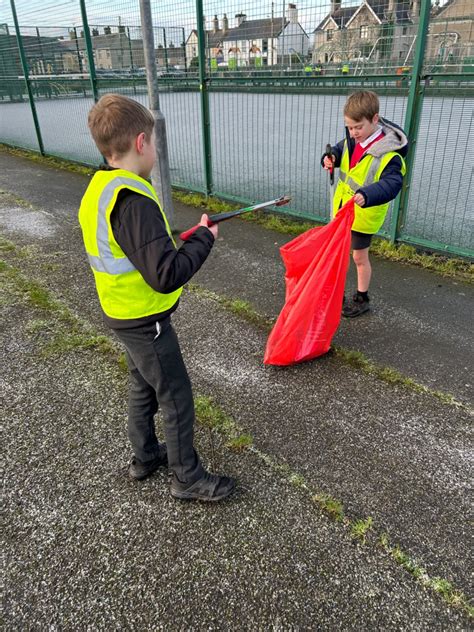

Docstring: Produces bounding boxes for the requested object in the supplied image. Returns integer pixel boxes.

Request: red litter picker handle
[179,195,291,241]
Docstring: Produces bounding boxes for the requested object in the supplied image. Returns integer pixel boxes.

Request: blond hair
[343,91,380,121]
[88,93,154,158]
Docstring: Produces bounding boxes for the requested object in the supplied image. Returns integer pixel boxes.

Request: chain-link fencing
[0,0,472,257]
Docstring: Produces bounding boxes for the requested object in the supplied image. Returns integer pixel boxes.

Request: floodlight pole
[139,0,174,226]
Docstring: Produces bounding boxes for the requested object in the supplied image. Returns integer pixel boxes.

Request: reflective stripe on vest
[339,155,382,193]
[78,169,182,320]
[88,176,158,275]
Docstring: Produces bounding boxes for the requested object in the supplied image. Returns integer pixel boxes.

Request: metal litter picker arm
[179,196,291,241]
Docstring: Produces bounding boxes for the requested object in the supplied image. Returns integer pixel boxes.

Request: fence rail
[0,0,473,258]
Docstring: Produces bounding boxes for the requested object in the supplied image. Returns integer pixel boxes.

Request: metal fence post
[163,28,169,72]
[182,28,187,71]
[196,0,213,196]
[79,0,99,102]
[389,0,431,243]
[10,0,44,154]
[139,0,175,226]
[127,26,137,96]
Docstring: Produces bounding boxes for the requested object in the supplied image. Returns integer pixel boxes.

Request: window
[360,25,369,39]
[326,29,334,41]
[402,26,408,35]
[262,39,268,53]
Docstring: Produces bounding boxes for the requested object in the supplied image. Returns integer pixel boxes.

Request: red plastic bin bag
[264,198,355,365]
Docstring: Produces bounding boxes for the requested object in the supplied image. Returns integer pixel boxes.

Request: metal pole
[389,0,431,243]
[182,27,187,72]
[139,0,175,226]
[10,0,44,154]
[163,28,169,72]
[74,27,84,73]
[127,26,136,95]
[196,0,213,195]
[73,26,87,98]
[79,0,99,102]
[35,27,44,74]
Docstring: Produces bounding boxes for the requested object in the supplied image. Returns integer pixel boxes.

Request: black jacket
[322,118,408,207]
[102,169,214,329]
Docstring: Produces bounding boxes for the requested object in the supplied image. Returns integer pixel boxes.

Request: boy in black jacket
[323,91,408,317]
[79,94,235,501]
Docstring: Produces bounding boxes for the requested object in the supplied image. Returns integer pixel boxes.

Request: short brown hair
[343,91,379,121]
[88,93,154,158]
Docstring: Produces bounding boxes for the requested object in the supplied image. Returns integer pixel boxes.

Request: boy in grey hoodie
[323,91,408,317]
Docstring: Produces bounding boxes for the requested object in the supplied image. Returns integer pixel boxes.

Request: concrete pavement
[1,151,472,628]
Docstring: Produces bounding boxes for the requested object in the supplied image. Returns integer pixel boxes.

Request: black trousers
[113,318,203,483]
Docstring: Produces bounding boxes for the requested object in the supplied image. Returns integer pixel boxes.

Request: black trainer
[170,470,236,502]
[342,293,370,318]
[128,444,168,480]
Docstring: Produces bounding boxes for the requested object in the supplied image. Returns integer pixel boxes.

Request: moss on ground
[0,143,95,177]
[187,283,470,413]
[2,249,472,618]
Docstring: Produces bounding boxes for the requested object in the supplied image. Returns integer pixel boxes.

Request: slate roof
[187,18,291,47]
[223,18,289,42]
[314,0,412,32]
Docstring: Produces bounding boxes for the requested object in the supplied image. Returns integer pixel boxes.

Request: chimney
[235,13,246,27]
[287,3,298,24]
[411,0,420,20]
[212,15,219,33]
[222,13,229,34]
[386,0,396,20]
[331,0,341,14]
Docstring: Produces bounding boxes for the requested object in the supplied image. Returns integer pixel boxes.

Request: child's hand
[323,155,335,170]
[353,193,365,206]
[200,214,218,239]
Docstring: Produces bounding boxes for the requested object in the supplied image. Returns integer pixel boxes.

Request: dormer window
[326,29,334,41]
[360,25,369,39]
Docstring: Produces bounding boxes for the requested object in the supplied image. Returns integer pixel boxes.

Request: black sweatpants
[113,318,203,483]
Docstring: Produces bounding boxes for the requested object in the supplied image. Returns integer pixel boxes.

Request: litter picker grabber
[325,144,335,216]
[325,144,335,187]
[179,195,291,241]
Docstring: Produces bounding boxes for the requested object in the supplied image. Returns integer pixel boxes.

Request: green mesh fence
[0,0,473,257]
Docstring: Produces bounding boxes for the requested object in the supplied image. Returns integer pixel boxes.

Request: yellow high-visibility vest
[78,169,182,320]
[333,141,406,234]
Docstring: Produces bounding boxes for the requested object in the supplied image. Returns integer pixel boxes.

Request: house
[427,0,474,67]
[58,28,145,73]
[312,0,419,67]
[0,31,65,76]
[185,4,309,69]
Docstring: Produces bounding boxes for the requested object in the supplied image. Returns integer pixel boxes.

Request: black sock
[356,290,369,301]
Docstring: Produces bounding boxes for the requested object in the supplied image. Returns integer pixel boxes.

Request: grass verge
[0,143,94,177]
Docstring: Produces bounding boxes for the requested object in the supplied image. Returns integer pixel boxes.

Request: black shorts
[351,230,373,250]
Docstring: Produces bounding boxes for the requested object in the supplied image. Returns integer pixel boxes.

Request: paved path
[1,152,472,628]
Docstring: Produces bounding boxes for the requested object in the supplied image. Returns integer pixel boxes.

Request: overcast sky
[0,0,356,35]
[0,0,456,39]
